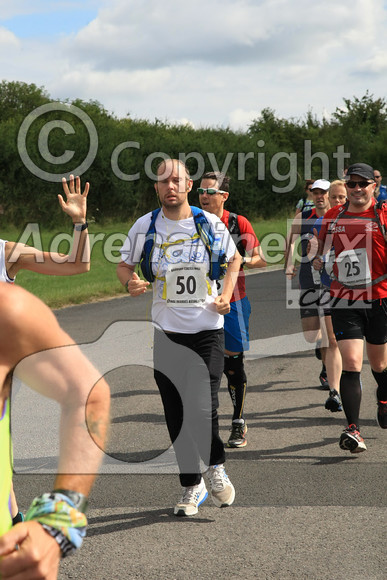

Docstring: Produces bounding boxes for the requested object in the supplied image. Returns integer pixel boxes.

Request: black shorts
[299,287,332,319]
[331,298,387,344]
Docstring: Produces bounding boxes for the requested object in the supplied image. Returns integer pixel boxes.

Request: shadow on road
[87,508,215,536]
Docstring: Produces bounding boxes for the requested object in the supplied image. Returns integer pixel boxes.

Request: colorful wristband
[25,492,88,557]
[53,489,88,513]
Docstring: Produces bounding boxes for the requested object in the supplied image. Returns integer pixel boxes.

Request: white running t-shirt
[120,209,237,333]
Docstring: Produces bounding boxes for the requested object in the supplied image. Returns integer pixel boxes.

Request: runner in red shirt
[315,163,387,452]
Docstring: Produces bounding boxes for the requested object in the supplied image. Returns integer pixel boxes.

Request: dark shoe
[319,370,330,390]
[339,425,366,453]
[325,389,342,412]
[227,421,247,448]
[377,399,387,429]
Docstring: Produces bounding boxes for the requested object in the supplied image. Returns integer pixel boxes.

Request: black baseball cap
[346,163,375,181]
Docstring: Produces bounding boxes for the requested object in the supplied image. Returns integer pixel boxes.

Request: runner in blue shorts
[199,171,266,447]
[225,297,252,353]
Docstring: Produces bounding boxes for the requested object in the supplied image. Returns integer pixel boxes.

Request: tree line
[0,80,386,227]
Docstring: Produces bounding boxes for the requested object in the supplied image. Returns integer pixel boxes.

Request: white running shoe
[174,478,208,516]
[206,464,235,508]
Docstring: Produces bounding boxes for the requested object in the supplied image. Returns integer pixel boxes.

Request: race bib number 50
[165,264,208,307]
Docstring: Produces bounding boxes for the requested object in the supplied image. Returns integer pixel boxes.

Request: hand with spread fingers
[58,174,89,224]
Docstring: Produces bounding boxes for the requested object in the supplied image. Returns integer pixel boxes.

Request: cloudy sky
[1,0,387,130]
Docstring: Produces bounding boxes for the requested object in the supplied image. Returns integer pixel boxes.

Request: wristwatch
[74,221,88,231]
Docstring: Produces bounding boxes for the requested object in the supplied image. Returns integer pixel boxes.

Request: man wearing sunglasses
[199,172,266,448]
[315,163,387,453]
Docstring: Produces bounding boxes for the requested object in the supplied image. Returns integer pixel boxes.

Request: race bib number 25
[336,248,371,287]
[165,264,208,307]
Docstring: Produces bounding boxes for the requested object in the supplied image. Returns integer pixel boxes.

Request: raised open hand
[58,174,89,223]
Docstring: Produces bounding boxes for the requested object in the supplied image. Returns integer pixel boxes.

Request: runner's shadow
[225,436,375,462]
[87,508,215,536]
[106,449,169,462]
[245,403,324,418]
[224,437,338,459]
[112,413,165,424]
[111,389,159,399]
[247,381,296,393]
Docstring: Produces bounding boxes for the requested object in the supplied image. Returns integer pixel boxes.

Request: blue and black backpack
[140,206,228,283]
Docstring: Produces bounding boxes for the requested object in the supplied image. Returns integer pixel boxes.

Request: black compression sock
[340,370,362,428]
[371,368,387,401]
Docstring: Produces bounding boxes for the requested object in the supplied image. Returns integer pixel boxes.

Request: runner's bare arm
[5,175,90,278]
[284,215,301,277]
[117,261,150,295]
[0,285,110,579]
[244,245,266,269]
[215,251,242,314]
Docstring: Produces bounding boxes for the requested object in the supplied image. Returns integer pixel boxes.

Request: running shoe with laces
[174,478,208,517]
[325,389,342,412]
[205,464,235,508]
[339,424,367,453]
[227,421,247,448]
[377,399,387,429]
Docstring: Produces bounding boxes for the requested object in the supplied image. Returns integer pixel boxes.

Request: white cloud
[356,50,387,74]
[0,26,20,48]
[0,1,39,19]
[52,67,172,119]
[67,0,386,73]
[228,108,261,131]
[1,0,387,130]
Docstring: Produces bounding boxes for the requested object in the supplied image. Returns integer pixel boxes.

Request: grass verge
[3,217,287,309]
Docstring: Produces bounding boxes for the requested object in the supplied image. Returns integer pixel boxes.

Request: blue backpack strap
[140,206,228,283]
[190,206,228,280]
[140,208,161,282]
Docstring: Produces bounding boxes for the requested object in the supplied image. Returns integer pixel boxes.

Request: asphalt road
[13,269,386,579]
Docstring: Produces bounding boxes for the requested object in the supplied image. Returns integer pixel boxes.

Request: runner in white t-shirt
[117,159,241,517]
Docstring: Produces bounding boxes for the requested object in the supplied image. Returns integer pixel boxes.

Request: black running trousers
[153,327,226,487]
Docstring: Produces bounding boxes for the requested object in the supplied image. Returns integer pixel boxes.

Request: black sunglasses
[346,180,373,189]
